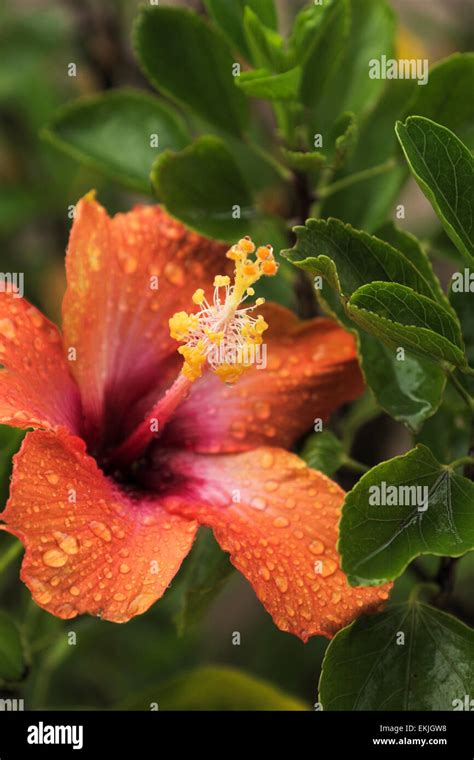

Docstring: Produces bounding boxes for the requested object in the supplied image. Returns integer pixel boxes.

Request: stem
[449,372,474,412]
[0,539,22,574]
[448,455,474,471]
[342,456,369,474]
[318,159,397,199]
[244,137,293,183]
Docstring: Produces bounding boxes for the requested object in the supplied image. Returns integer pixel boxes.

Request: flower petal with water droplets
[0,429,197,622]
[0,291,81,433]
[148,447,392,641]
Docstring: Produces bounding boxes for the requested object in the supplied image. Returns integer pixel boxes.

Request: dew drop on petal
[308,539,325,555]
[89,521,112,542]
[43,549,68,568]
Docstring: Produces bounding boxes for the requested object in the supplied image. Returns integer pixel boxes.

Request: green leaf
[151,135,285,245]
[318,284,446,433]
[451,287,474,368]
[331,112,358,170]
[410,53,474,147]
[204,0,277,59]
[299,0,350,110]
[0,611,26,683]
[357,332,446,434]
[134,6,248,136]
[172,529,233,636]
[416,384,471,464]
[340,444,474,584]
[312,0,396,133]
[235,67,301,100]
[281,149,326,173]
[283,218,439,300]
[348,282,467,370]
[300,432,345,477]
[243,6,286,71]
[376,222,451,310]
[319,601,474,710]
[42,89,189,194]
[396,116,474,265]
[118,665,307,711]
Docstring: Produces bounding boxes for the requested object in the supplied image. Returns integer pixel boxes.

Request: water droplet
[0,318,15,340]
[45,472,59,486]
[251,497,267,511]
[273,516,289,528]
[254,401,271,420]
[89,521,112,542]
[53,531,79,555]
[119,563,130,574]
[275,575,288,593]
[308,539,325,555]
[259,566,271,581]
[69,586,80,597]
[260,452,274,469]
[113,592,126,602]
[284,498,296,510]
[264,480,279,493]
[164,261,185,286]
[43,549,68,568]
[320,558,337,577]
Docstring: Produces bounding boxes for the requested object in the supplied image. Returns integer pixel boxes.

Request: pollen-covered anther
[169,236,277,384]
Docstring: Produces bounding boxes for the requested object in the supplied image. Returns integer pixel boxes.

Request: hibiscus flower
[0,193,390,641]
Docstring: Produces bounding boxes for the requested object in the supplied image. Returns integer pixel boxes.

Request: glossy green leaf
[204,0,277,59]
[376,222,451,310]
[312,0,396,133]
[318,284,446,433]
[319,602,474,710]
[299,0,349,110]
[118,665,307,711]
[348,282,467,370]
[235,67,301,100]
[42,89,189,194]
[300,432,345,477]
[151,136,285,245]
[410,53,474,146]
[0,611,25,683]
[396,117,474,265]
[172,529,233,636]
[134,6,248,136]
[283,218,439,300]
[340,444,474,584]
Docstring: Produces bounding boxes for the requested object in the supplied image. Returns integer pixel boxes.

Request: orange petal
[0,429,197,622]
[153,447,391,641]
[161,304,364,453]
[62,194,227,447]
[0,291,81,433]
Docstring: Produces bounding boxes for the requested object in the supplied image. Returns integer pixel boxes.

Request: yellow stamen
[169,235,277,384]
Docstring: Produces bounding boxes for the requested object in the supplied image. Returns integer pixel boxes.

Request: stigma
[169,236,278,384]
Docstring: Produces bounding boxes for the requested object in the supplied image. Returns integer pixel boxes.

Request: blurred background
[0,0,473,710]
